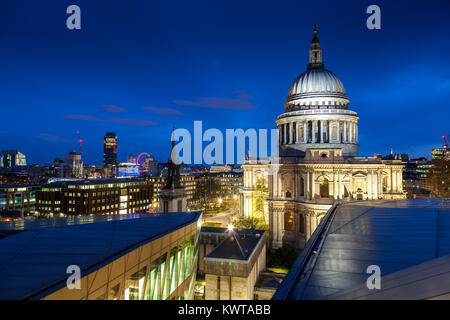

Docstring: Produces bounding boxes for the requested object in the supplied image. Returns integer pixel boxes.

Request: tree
[251,178,269,223]
[232,178,269,231]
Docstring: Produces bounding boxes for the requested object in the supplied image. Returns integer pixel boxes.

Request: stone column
[392,169,397,192]
[352,122,355,143]
[303,121,307,143]
[333,173,337,200]
[343,121,347,143]
[294,173,298,198]
[296,122,299,143]
[373,171,378,199]
[355,123,358,143]
[337,121,341,143]
[397,169,403,192]
[312,121,316,143]
[328,121,332,143]
[337,172,342,200]
[320,121,324,143]
[304,212,311,240]
[306,170,310,200]
[311,171,315,200]
[367,172,372,200]
[284,124,288,145]
[378,171,382,196]
[278,125,281,145]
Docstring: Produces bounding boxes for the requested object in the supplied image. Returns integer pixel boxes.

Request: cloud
[37,133,75,143]
[172,91,257,110]
[143,106,183,115]
[65,114,158,127]
[108,118,158,126]
[102,104,128,113]
[66,114,102,121]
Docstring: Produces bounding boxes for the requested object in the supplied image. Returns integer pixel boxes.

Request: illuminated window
[284,211,294,231]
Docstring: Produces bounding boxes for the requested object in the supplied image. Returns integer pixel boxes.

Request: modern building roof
[0,212,201,300]
[273,198,450,300]
[206,229,265,261]
[0,213,152,233]
[40,177,148,189]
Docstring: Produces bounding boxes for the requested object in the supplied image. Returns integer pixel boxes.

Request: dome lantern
[307,24,324,70]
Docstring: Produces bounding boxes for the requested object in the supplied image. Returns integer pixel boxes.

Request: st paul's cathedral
[240,26,406,249]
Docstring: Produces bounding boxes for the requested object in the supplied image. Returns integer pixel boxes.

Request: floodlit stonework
[240,26,406,249]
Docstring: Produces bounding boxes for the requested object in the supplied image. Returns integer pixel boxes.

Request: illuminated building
[117,162,140,177]
[0,184,40,218]
[209,165,232,173]
[0,150,27,168]
[403,157,432,198]
[148,175,196,211]
[36,177,153,217]
[64,150,83,178]
[103,132,118,166]
[241,26,405,250]
[432,147,450,160]
[194,171,243,203]
[0,212,201,300]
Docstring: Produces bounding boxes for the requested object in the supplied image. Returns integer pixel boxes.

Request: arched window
[284,212,294,231]
[285,191,292,198]
[299,176,305,196]
[320,178,329,198]
[298,214,305,233]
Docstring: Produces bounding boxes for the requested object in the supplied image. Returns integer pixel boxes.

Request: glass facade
[120,234,199,300]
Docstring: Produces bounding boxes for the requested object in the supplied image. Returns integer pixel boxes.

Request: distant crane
[442,135,449,149]
[76,131,83,155]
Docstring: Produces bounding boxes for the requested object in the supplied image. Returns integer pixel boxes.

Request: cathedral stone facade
[240,27,406,249]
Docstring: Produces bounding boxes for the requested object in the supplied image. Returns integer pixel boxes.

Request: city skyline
[0,0,449,164]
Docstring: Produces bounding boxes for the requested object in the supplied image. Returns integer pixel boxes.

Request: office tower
[103,132,118,166]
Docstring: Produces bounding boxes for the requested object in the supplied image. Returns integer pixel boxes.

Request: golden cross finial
[313,23,318,30]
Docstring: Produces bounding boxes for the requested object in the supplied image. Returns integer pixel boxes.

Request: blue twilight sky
[0,0,449,165]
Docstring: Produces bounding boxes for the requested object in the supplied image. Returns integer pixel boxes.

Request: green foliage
[267,245,302,269]
[232,214,268,231]
[251,178,269,223]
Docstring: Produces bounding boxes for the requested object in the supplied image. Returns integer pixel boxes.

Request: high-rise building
[103,132,118,166]
[64,150,83,178]
[0,150,27,168]
[432,147,450,160]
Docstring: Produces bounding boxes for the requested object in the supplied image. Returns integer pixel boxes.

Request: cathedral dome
[284,25,349,110]
[287,68,347,102]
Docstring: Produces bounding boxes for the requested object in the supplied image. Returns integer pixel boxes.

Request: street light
[227,224,234,232]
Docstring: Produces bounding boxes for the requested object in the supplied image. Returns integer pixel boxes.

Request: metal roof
[273,198,450,300]
[0,212,201,300]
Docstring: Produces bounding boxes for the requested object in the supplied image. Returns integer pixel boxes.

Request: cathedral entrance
[356,188,363,200]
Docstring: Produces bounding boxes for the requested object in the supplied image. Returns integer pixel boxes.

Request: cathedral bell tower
[159,125,187,213]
